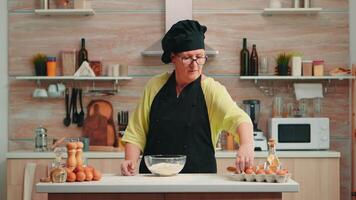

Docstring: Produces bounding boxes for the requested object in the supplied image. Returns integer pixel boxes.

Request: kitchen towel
[294,83,323,100]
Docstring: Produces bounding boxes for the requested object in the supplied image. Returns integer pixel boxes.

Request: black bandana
[161,20,207,64]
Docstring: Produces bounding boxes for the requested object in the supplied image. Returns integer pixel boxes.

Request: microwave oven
[268,118,329,150]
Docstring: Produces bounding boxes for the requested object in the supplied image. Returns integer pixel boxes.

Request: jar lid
[313,60,324,65]
[47,56,56,62]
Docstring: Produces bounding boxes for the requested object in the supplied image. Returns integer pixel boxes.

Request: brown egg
[226,166,236,172]
[74,166,84,173]
[66,142,77,150]
[85,171,94,181]
[265,169,275,174]
[67,172,76,182]
[244,167,254,174]
[276,169,287,176]
[93,169,102,181]
[256,169,266,174]
[76,142,84,149]
[84,167,93,173]
[76,171,86,182]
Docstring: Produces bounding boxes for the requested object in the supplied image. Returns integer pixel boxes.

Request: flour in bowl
[148,163,184,176]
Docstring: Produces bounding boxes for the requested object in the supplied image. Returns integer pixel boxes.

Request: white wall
[0,0,8,199]
[351,0,356,64]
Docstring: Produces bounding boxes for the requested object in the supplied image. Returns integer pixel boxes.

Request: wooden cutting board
[82,100,116,146]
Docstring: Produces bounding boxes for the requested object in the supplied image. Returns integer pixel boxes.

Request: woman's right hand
[121,160,137,176]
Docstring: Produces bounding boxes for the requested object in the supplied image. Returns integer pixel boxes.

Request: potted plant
[276,53,291,76]
[32,53,47,76]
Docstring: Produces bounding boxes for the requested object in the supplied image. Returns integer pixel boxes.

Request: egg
[265,169,275,174]
[67,172,76,182]
[85,166,94,173]
[85,171,94,181]
[93,169,102,181]
[244,167,254,174]
[76,171,86,182]
[226,166,236,172]
[276,169,287,176]
[74,166,84,173]
[256,169,265,174]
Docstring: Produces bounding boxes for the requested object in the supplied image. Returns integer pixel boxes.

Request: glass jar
[313,60,324,76]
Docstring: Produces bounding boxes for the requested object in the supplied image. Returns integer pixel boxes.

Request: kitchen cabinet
[34,9,95,16]
[6,151,340,200]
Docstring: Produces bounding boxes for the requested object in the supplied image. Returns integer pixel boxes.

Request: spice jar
[302,60,313,76]
[47,56,57,77]
[313,60,324,76]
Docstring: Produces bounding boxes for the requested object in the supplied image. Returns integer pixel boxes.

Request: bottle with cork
[265,139,280,172]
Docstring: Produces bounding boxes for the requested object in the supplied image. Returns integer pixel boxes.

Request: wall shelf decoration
[263,8,322,15]
[34,9,95,16]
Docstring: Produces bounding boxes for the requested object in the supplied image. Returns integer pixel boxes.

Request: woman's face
[171,49,206,85]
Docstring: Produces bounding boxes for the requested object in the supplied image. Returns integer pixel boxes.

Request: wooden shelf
[240,75,354,80]
[15,76,132,81]
[263,8,322,15]
[34,9,95,16]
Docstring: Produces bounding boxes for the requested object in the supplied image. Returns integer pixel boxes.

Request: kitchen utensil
[118,111,129,136]
[63,88,71,127]
[71,88,78,124]
[82,99,116,146]
[77,89,85,127]
[144,155,186,176]
[34,126,48,152]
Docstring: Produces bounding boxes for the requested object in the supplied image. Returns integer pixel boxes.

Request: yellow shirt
[122,72,252,152]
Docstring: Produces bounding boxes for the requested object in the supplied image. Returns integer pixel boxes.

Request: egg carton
[229,173,292,183]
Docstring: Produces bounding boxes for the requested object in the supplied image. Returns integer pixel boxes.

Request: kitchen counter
[37,174,299,200]
[6,150,340,159]
[6,151,340,159]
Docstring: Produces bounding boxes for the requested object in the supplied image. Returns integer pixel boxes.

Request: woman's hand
[121,159,137,176]
[235,143,254,174]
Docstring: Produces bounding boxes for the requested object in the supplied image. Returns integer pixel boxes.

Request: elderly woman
[121,20,254,175]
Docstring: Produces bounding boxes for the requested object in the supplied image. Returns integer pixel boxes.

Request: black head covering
[161,20,207,64]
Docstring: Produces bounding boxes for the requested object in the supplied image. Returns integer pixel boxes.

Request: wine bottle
[249,44,258,76]
[240,38,250,76]
[77,38,88,70]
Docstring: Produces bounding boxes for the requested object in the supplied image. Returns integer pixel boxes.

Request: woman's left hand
[235,143,254,173]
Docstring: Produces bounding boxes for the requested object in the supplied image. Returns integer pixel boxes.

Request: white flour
[149,163,184,176]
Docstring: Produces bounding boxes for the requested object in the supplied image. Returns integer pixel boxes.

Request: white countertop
[6,150,340,159]
[36,174,299,193]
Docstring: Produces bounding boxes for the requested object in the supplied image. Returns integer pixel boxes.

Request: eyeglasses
[176,55,208,66]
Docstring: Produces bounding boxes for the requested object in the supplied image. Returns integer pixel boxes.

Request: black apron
[139,72,216,173]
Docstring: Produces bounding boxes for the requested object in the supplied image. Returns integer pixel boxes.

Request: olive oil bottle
[266,139,280,172]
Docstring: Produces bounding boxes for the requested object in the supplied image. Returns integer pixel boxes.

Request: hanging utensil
[77,89,85,127]
[71,88,78,124]
[63,88,71,127]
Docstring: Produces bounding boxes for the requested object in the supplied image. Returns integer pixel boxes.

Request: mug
[33,88,48,98]
[47,84,60,98]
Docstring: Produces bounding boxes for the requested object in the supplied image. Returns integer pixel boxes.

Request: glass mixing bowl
[144,155,186,176]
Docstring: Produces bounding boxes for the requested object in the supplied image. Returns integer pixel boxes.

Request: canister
[47,56,57,76]
[35,126,48,152]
